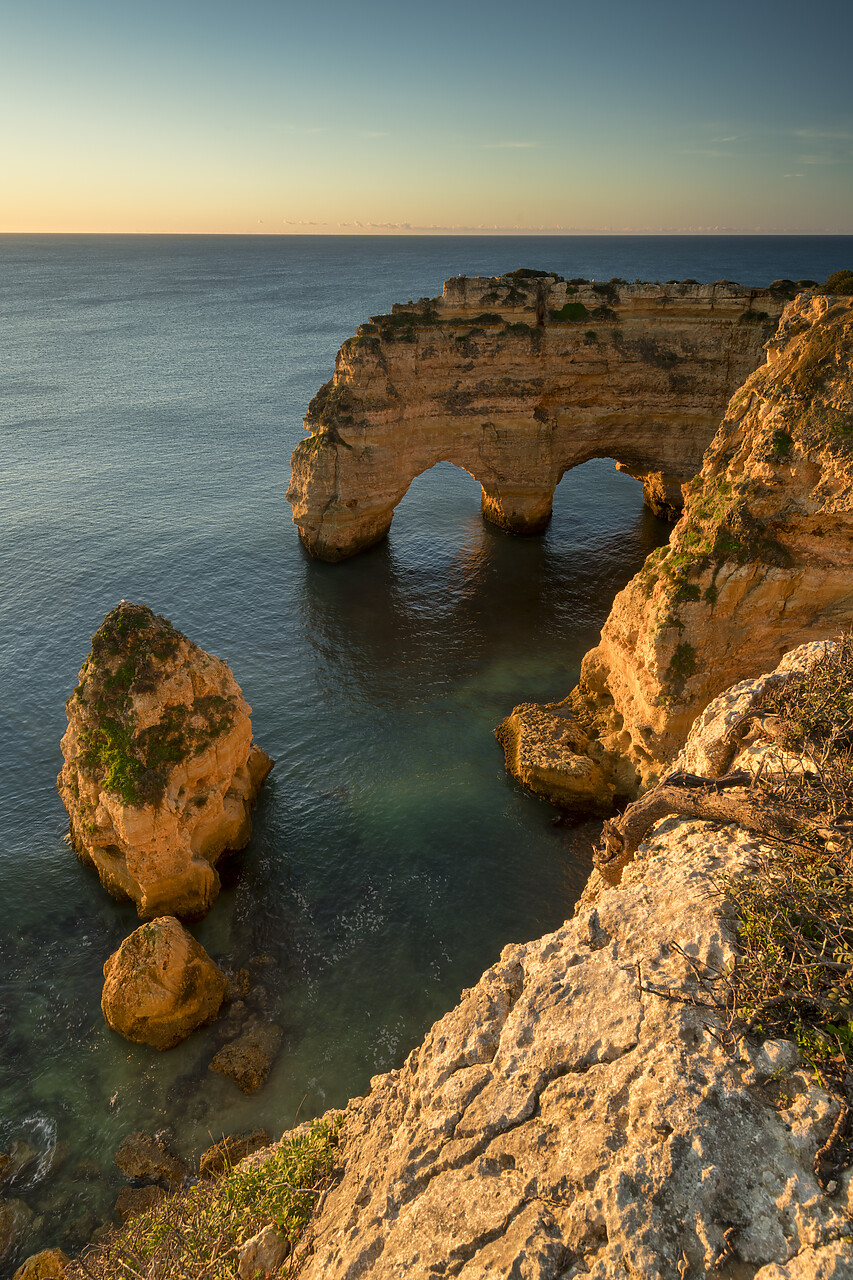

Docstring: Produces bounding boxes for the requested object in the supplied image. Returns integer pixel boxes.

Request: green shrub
[815,269,853,296]
[550,301,588,323]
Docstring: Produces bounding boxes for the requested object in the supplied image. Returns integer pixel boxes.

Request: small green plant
[590,281,620,304]
[504,267,558,281]
[771,429,792,458]
[550,301,589,322]
[668,642,697,681]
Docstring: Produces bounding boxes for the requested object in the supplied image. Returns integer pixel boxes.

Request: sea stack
[58,602,272,919]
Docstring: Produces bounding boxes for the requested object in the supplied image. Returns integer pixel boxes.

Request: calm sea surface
[0,234,850,1268]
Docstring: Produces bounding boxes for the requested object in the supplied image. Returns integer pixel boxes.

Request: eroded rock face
[506,291,853,801]
[288,273,787,561]
[102,917,227,1050]
[58,602,273,919]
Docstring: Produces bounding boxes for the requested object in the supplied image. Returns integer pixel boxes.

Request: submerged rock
[102,916,227,1050]
[0,1198,33,1268]
[12,1247,69,1279]
[114,1130,187,1188]
[208,1021,282,1094]
[58,602,273,920]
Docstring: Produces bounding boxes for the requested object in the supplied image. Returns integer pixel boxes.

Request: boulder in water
[102,916,227,1050]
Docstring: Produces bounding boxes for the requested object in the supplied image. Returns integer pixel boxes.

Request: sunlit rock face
[517,291,853,799]
[58,602,272,919]
[287,271,787,561]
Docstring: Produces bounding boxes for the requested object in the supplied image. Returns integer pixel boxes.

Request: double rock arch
[287,273,786,562]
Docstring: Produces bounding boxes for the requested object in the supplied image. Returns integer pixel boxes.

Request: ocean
[0,233,850,1268]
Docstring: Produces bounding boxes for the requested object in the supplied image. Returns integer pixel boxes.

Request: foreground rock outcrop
[502,289,853,802]
[102,917,227,1049]
[292,647,851,1280]
[288,273,792,560]
[58,602,272,919]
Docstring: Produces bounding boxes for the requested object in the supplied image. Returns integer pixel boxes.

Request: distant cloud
[681,148,736,158]
[711,135,739,143]
[784,173,805,179]
[798,154,833,165]
[485,141,540,149]
[794,128,853,140]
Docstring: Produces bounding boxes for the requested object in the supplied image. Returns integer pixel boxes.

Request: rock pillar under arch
[479,482,556,535]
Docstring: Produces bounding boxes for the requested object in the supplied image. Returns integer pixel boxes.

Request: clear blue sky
[2,0,851,232]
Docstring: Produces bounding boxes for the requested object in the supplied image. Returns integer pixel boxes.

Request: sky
[1,0,851,234]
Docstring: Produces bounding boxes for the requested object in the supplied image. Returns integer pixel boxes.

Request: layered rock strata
[288,272,791,561]
[58,602,272,919]
[101,916,227,1050]
[502,291,853,801]
[287,650,852,1280]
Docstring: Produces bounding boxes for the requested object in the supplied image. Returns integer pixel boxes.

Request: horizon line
[1,229,852,238]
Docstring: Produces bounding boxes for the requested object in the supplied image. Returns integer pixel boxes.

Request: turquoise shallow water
[0,234,850,1270]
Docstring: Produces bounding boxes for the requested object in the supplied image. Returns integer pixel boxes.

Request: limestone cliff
[288,272,791,561]
[58,602,272,919]
[250,645,851,1280]
[559,290,853,793]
